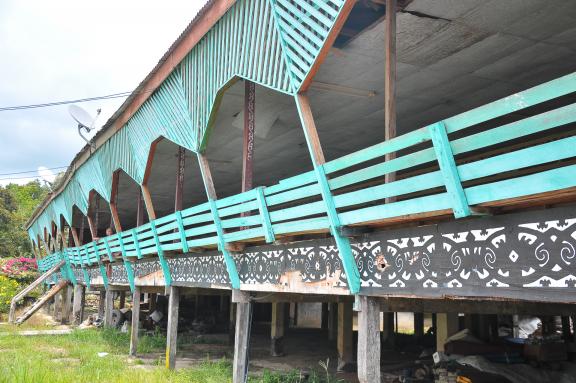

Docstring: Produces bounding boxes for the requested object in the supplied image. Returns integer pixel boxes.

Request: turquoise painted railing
[27,0,349,236]
[34,70,576,293]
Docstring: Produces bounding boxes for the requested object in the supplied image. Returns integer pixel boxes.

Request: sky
[0,0,206,186]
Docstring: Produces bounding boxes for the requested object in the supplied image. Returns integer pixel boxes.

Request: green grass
[0,328,341,383]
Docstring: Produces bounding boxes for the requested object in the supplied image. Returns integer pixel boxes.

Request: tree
[0,181,49,258]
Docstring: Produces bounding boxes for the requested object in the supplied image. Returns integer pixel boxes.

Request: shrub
[0,257,38,283]
[0,275,20,313]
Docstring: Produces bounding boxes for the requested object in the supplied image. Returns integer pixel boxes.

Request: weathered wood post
[382,312,395,348]
[61,284,74,324]
[72,284,86,325]
[357,296,381,383]
[166,286,180,369]
[414,312,425,339]
[98,290,106,320]
[119,291,126,309]
[321,303,329,331]
[53,289,63,321]
[328,302,338,342]
[130,286,141,356]
[232,290,251,383]
[270,302,286,357]
[337,301,354,372]
[104,289,114,326]
[436,313,459,352]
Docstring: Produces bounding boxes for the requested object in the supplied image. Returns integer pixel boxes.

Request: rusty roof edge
[26,0,235,230]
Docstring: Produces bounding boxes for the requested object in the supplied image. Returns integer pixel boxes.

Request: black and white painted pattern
[88,206,576,302]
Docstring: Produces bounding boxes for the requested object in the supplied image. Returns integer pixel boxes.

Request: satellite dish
[68,105,101,150]
[69,105,95,129]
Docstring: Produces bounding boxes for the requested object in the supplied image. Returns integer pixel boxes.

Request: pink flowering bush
[0,257,38,283]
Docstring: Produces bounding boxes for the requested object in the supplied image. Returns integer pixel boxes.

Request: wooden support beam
[436,313,459,352]
[357,296,381,383]
[175,146,185,212]
[414,312,424,339]
[53,289,63,322]
[294,93,361,294]
[328,302,338,342]
[130,286,141,356]
[382,312,395,348]
[232,290,251,383]
[384,0,397,149]
[337,301,354,372]
[136,190,145,227]
[119,291,126,309]
[87,192,98,239]
[242,80,255,193]
[140,185,156,221]
[98,290,106,320]
[104,289,114,327]
[166,286,180,370]
[270,302,286,357]
[70,227,81,247]
[72,284,85,325]
[15,281,68,325]
[110,172,123,232]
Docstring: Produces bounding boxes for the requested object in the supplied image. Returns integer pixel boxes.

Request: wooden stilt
[53,289,63,322]
[382,312,395,348]
[72,284,85,325]
[229,301,237,345]
[337,301,353,372]
[357,296,381,383]
[414,312,425,339]
[321,303,329,331]
[98,290,106,320]
[130,286,141,356]
[232,290,251,383]
[166,286,180,370]
[436,313,459,352]
[271,302,286,357]
[104,289,114,327]
[328,302,338,342]
[119,291,126,309]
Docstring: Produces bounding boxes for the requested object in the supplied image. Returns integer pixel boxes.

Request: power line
[0,166,68,177]
[0,92,132,112]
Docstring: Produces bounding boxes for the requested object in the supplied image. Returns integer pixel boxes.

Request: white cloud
[0,0,206,180]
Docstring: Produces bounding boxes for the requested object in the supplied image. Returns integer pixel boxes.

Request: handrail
[35,71,576,292]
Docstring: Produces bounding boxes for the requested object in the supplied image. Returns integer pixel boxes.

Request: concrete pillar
[166,286,180,370]
[357,296,381,383]
[98,290,106,320]
[436,313,459,352]
[232,290,251,383]
[414,312,424,339]
[337,301,354,372]
[327,302,338,342]
[130,287,141,356]
[61,285,73,324]
[271,302,286,357]
[104,289,114,327]
[72,284,86,325]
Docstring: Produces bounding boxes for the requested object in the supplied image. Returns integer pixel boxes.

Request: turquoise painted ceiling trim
[28,0,350,242]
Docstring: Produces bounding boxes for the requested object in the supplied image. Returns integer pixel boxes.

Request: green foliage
[0,181,49,259]
[0,275,20,313]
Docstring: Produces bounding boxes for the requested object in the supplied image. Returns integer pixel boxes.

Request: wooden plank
[110,172,123,232]
[15,281,68,325]
[384,0,397,164]
[166,286,180,370]
[270,302,286,357]
[141,185,157,221]
[357,296,381,383]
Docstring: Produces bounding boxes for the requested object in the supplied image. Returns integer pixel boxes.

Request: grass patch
[0,328,342,383]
